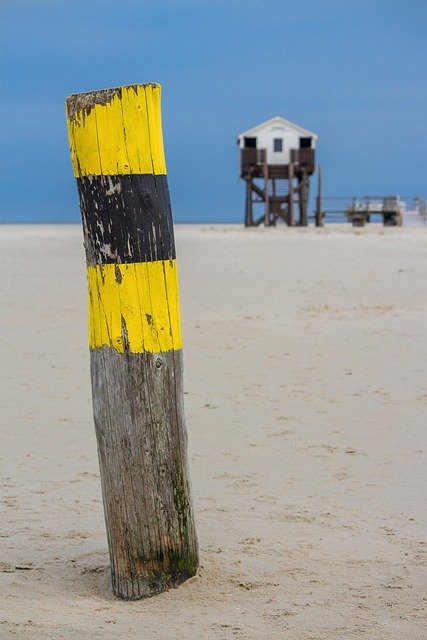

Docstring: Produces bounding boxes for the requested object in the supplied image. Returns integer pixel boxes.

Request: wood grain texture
[66,83,198,600]
[66,84,166,177]
[87,260,182,354]
[91,348,198,599]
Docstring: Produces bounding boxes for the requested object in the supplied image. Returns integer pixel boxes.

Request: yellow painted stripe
[67,84,167,177]
[87,260,182,354]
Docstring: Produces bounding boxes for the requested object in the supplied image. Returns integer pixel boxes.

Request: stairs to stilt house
[263,164,295,225]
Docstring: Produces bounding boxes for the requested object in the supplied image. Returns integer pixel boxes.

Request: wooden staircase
[262,163,295,226]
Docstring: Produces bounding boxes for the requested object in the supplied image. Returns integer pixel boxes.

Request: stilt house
[237,116,318,226]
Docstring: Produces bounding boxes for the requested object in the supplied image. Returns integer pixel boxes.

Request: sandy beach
[0,224,426,639]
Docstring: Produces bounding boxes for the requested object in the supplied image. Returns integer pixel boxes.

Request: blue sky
[0,0,426,223]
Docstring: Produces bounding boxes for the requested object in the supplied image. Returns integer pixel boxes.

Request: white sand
[1,224,426,639]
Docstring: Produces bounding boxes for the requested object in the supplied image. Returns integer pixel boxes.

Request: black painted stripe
[77,174,175,266]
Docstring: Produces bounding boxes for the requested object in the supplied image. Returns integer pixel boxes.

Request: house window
[299,137,312,148]
[273,138,283,152]
[244,137,257,148]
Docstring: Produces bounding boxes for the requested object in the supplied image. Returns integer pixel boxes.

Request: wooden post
[315,164,324,227]
[298,169,308,226]
[263,162,270,226]
[244,177,253,226]
[288,161,294,226]
[65,84,199,600]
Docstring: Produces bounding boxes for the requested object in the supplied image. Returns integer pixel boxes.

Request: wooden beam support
[244,177,253,226]
[263,163,270,226]
[288,161,294,226]
[250,181,265,200]
[315,164,324,227]
[298,169,309,226]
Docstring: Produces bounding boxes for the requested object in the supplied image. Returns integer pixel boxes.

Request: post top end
[66,83,160,120]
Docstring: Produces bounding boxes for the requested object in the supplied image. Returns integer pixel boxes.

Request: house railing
[241,146,315,176]
[290,148,315,171]
[241,148,266,175]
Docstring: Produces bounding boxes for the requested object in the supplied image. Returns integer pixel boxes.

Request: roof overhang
[238,115,318,140]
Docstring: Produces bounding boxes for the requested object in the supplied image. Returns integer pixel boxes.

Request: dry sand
[0,224,426,639]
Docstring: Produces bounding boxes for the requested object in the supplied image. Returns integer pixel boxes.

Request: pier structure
[319,195,427,226]
[345,196,403,227]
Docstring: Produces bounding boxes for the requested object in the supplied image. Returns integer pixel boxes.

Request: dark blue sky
[1,0,426,223]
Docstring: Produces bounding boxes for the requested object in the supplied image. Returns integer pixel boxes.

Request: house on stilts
[237,116,318,226]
